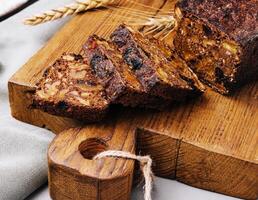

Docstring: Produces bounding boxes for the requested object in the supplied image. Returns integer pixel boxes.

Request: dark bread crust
[111,25,205,100]
[174,0,258,94]
[33,100,107,122]
[33,53,109,122]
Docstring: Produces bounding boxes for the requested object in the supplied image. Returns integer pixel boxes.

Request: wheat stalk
[24,0,115,25]
[142,15,176,39]
[24,0,176,39]
[101,6,176,40]
[122,15,176,40]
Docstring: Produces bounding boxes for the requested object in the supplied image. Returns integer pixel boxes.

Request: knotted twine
[93,150,154,200]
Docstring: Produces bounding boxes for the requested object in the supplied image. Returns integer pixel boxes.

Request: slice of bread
[33,53,109,122]
[110,25,205,101]
[82,35,170,109]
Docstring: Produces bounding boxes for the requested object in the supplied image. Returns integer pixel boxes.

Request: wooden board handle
[48,124,136,200]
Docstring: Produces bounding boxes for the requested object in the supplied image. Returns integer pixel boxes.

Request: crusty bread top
[177,0,258,44]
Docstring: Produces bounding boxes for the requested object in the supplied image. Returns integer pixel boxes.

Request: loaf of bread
[110,25,205,100]
[33,53,109,122]
[174,0,258,94]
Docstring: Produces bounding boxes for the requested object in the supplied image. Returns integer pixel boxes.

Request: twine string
[93,150,154,200]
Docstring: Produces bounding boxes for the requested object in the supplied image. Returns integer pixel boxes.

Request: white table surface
[0,0,241,199]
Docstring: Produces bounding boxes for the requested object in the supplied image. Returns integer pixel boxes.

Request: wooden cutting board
[8,0,258,199]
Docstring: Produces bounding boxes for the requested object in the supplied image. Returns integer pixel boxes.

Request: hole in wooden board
[78,138,108,160]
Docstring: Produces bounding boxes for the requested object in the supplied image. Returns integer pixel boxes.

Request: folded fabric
[0,117,54,200]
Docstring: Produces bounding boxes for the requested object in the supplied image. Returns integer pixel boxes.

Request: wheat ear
[24,0,114,26]
[133,15,176,40]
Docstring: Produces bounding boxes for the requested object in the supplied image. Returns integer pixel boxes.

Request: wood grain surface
[8,0,258,199]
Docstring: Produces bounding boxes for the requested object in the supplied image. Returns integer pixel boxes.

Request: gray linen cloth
[0,1,239,200]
